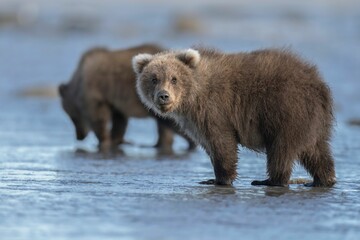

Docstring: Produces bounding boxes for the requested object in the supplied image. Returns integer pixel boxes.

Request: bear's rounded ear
[176,49,200,69]
[132,53,154,74]
[58,83,68,97]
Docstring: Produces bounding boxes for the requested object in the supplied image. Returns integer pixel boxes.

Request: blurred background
[1,0,360,118]
[0,0,359,240]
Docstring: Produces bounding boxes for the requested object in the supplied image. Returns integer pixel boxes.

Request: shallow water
[0,1,360,239]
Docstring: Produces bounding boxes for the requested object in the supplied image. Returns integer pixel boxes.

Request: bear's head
[58,83,89,140]
[132,49,200,115]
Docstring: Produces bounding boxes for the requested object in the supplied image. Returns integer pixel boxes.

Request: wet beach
[0,0,360,239]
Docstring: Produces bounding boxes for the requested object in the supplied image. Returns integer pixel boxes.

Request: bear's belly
[123,107,150,118]
[237,128,265,152]
[113,100,150,118]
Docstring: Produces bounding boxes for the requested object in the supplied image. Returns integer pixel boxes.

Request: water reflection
[1,0,360,239]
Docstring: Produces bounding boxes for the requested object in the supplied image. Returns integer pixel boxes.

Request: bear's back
[81,44,163,117]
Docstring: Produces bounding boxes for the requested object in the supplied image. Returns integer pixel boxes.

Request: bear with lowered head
[59,44,196,153]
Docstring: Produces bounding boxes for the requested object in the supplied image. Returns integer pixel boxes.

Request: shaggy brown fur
[133,47,336,187]
[59,44,196,152]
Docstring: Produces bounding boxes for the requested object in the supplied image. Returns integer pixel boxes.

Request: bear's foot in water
[199,179,216,185]
[199,179,232,185]
[303,180,335,187]
[251,179,288,187]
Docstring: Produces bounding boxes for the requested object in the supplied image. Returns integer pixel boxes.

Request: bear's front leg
[199,135,238,186]
[251,137,295,187]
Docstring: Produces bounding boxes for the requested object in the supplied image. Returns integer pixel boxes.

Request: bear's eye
[151,77,158,85]
[171,77,177,84]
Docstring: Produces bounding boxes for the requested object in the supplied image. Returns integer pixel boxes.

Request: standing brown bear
[133,47,336,187]
[59,44,196,152]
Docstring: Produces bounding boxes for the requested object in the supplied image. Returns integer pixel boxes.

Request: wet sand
[0,1,360,239]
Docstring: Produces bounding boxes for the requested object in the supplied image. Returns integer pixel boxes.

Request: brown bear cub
[133,47,336,187]
[59,44,196,152]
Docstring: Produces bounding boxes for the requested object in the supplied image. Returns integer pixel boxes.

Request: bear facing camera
[133,47,336,187]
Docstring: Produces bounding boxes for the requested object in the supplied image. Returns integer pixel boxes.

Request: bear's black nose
[157,90,171,104]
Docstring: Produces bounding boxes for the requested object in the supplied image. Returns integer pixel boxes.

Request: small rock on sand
[17,86,58,98]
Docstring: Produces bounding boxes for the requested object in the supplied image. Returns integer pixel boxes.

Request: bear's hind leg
[252,138,295,187]
[299,141,336,187]
[111,110,129,146]
[87,100,112,152]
